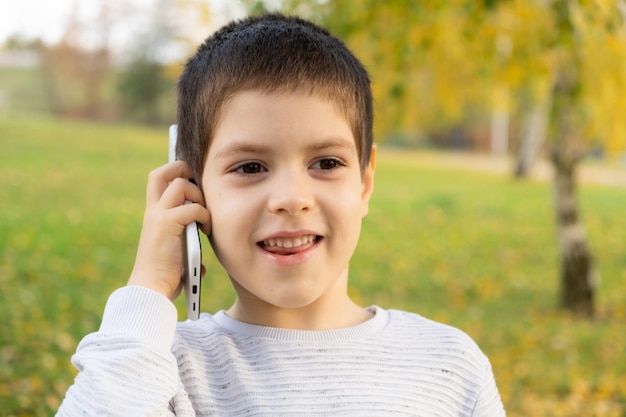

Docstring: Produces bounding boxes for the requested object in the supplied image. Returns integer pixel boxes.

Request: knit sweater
[57,286,505,416]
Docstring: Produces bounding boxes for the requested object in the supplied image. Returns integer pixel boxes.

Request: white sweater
[57,286,505,416]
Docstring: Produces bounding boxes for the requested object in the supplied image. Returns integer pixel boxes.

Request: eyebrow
[213,143,270,160]
[213,137,355,160]
[307,137,356,152]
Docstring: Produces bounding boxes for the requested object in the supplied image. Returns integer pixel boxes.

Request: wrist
[127,270,179,301]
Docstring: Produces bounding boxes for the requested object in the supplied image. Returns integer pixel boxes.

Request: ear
[360,144,376,218]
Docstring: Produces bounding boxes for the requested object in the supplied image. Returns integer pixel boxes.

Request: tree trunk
[515,99,549,178]
[548,4,596,316]
[491,109,509,156]
[551,139,595,317]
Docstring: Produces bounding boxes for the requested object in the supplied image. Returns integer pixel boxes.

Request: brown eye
[313,158,344,170]
[237,162,265,174]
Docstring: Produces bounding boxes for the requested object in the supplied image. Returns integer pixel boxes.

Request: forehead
[210,89,356,152]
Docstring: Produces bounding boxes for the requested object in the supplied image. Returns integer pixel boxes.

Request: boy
[58,13,505,416]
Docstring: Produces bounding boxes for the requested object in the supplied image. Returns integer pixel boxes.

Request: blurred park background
[1,0,626,416]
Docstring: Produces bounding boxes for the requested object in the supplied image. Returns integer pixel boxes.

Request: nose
[267,169,315,215]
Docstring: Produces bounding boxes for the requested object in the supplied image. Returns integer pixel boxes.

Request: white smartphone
[168,124,202,320]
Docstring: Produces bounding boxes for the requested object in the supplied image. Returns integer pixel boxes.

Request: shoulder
[377,307,491,370]
[170,312,237,372]
[373,308,505,414]
[173,311,228,345]
[384,308,481,343]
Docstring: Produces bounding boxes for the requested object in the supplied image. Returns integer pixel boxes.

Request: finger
[199,220,212,236]
[167,203,211,229]
[146,161,195,205]
[159,178,206,209]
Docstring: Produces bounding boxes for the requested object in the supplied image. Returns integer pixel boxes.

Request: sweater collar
[211,306,388,342]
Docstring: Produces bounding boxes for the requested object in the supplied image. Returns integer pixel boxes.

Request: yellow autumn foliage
[303,0,626,155]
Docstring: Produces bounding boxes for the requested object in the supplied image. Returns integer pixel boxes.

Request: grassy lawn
[1,114,625,416]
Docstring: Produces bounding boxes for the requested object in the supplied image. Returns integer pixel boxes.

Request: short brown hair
[177,13,373,183]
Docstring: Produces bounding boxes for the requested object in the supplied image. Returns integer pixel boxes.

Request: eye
[311,158,345,170]
[234,162,266,174]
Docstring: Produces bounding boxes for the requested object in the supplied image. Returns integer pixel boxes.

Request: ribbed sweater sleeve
[56,286,194,417]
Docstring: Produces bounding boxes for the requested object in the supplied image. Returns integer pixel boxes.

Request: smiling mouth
[258,234,320,255]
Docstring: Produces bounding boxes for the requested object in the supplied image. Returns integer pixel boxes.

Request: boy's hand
[128,161,211,300]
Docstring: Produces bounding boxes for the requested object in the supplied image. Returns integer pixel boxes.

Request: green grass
[1,114,625,416]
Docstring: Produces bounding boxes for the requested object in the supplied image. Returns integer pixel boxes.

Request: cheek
[205,195,242,266]
[205,188,258,240]
[333,181,367,211]
[207,196,237,228]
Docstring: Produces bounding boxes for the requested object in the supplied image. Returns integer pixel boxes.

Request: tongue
[264,246,299,255]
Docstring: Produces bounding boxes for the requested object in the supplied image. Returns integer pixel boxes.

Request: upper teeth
[263,235,316,248]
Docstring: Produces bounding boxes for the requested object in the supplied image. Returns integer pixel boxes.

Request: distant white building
[0,49,39,68]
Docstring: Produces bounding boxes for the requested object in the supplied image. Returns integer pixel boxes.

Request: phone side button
[192,285,198,294]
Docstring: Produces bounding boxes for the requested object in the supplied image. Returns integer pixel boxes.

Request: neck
[226,294,372,331]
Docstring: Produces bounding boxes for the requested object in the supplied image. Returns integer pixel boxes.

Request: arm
[57,287,181,416]
[471,361,507,417]
[57,162,211,416]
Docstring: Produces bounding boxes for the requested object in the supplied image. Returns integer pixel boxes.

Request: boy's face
[201,89,375,324]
